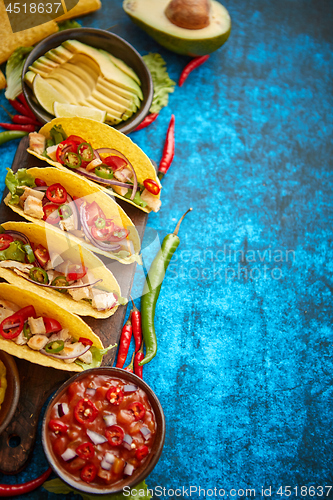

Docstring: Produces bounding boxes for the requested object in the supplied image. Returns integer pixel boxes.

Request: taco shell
[0,221,122,319]
[27,117,161,213]
[4,167,141,264]
[0,283,103,372]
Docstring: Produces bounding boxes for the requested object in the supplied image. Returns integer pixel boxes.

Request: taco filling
[5,168,135,256]
[0,229,118,312]
[0,300,110,369]
[29,126,161,213]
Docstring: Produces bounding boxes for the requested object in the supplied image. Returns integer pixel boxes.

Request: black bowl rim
[22,27,154,135]
[42,366,165,495]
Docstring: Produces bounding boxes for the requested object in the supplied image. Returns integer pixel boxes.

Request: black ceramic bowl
[22,28,153,135]
[0,351,20,435]
[42,367,165,495]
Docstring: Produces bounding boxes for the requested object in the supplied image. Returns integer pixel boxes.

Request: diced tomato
[67,135,86,145]
[67,381,82,403]
[135,445,149,461]
[106,387,124,406]
[56,140,79,163]
[52,436,68,456]
[79,337,93,347]
[76,442,94,460]
[128,402,146,421]
[74,399,99,424]
[43,317,62,334]
[43,204,60,225]
[34,244,50,267]
[143,179,161,196]
[15,305,36,321]
[0,234,13,251]
[48,419,69,434]
[67,264,87,281]
[105,425,124,446]
[102,155,128,171]
[35,178,47,187]
[112,456,125,474]
[68,457,86,471]
[80,463,97,483]
[84,202,106,226]
[46,183,67,204]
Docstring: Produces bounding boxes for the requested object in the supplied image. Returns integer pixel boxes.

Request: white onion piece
[85,388,96,397]
[101,458,112,470]
[123,434,133,450]
[123,384,138,393]
[58,402,69,417]
[61,448,77,461]
[104,452,116,464]
[140,426,151,440]
[124,463,135,476]
[103,413,117,427]
[86,429,107,445]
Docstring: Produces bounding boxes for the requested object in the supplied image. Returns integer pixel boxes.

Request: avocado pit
[165,0,211,30]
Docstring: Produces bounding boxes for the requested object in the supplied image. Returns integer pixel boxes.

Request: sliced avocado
[28,66,51,79]
[62,40,143,99]
[95,81,137,110]
[44,49,66,64]
[84,96,126,119]
[64,62,96,91]
[91,89,137,114]
[46,78,78,104]
[97,78,141,108]
[24,71,36,89]
[37,56,59,69]
[52,46,74,63]
[99,49,141,85]
[30,61,53,76]
[123,0,231,56]
[53,66,92,98]
[79,98,122,124]
[50,68,89,101]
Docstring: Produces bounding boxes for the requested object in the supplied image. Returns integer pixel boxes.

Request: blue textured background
[0,0,333,498]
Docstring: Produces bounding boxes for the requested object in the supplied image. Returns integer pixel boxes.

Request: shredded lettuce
[43,478,152,499]
[75,344,117,371]
[142,53,175,114]
[5,168,36,205]
[57,20,82,31]
[5,46,33,101]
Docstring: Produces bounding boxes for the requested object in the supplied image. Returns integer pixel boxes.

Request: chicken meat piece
[24,196,44,219]
[28,316,46,335]
[28,335,49,351]
[29,132,46,155]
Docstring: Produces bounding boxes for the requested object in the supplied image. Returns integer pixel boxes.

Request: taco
[27,117,162,213]
[0,221,125,319]
[0,283,113,372]
[4,166,141,264]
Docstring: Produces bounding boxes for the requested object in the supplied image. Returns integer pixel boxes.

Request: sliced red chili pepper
[135,445,149,461]
[48,419,68,434]
[143,179,161,196]
[76,442,94,460]
[67,135,86,145]
[91,222,129,242]
[0,315,24,339]
[105,425,124,446]
[74,398,99,424]
[34,244,50,267]
[46,183,67,204]
[91,224,114,242]
[79,337,93,347]
[128,402,146,421]
[43,204,61,225]
[15,305,36,321]
[0,234,13,250]
[80,463,97,483]
[35,178,47,187]
[85,202,105,226]
[67,264,87,281]
[106,386,124,406]
[56,140,78,163]
[102,155,127,171]
[43,317,62,335]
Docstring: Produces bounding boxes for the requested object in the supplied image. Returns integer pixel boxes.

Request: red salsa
[46,374,156,488]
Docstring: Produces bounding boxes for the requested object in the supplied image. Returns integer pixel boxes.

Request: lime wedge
[53,102,107,122]
[33,74,68,115]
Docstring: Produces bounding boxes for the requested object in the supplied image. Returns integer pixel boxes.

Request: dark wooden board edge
[0,136,148,473]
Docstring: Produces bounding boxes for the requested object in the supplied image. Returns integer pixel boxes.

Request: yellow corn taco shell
[4,167,141,264]
[27,117,161,213]
[0,221,122,319]
[0,283,104,372]
[55,0,101,22]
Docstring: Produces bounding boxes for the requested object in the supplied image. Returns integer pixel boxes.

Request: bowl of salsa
[42,367,165,494]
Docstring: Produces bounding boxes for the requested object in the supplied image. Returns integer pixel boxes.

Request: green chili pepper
[64,152,82,169]
[139,208,192,366]
[23,323,32,340]
[0,131,28,146]
[95,217,106,229]
[44,340,65,354]
[95,165,113,179]
[77,143,94,162]
[29,267,48,284]
[58,204,72,220]
[51,276,69,293]
[23,244,35,263]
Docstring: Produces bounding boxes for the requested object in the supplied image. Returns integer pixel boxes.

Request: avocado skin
[125,15,231,56]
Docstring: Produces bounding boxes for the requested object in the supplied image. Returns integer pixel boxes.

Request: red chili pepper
[105,425,124,446]
[124,352,135,373]
[0,315,24,339]
[17,93,39,121]
[136,445,149,461]
[0,467,52,497]
[80,463,97,483]
[48,419,69,434]
[106,386,124,406]
[158,114,175,180]
[35,178,47,187]
[134,343,144,379]
[74,398,99,424]
[130,297,142,352]
[0,123,35,132]
[46,183,67,204]
[128,401,146,421]
[9,98,34,119]
[0,234,13,251]
[76,442,94,460]
[143,179,161,196]
[115,316,132,368]
[133,113,159,132]
[0,104,40,125]
[79,337,93,347]
[178,55,210,87]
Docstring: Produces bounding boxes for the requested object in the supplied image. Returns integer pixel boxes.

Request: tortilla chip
[0,70,6,90]
[5,167,141,264]
[0,221,122,319]
[28,117,161,213]
[0,283,104,371]
[55,0,101,22]
[0,1,58,65]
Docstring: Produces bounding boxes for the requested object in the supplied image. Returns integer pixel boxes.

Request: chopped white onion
[57,403,69,417]
[61,448,77,461]
[101,458,112,470]
[123,434,133,450]
[105,452,116,464]
[86,429,108,445]
[86,387,96,396]
[124,462,135,476]
[140,426,152,440]
[123,384,138,393]
[103,413,117,427]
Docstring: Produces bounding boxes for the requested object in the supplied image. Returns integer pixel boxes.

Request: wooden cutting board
[0,136,147,473]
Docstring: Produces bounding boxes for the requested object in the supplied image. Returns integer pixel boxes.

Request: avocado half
[123,0,231,56]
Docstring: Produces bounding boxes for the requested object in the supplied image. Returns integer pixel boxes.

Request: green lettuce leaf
[5,46,34,100]
[57,20,82,31]
[43,478,152,499]
[75,344,117,370]
[142,53,175,114]
[5,168,36,205]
